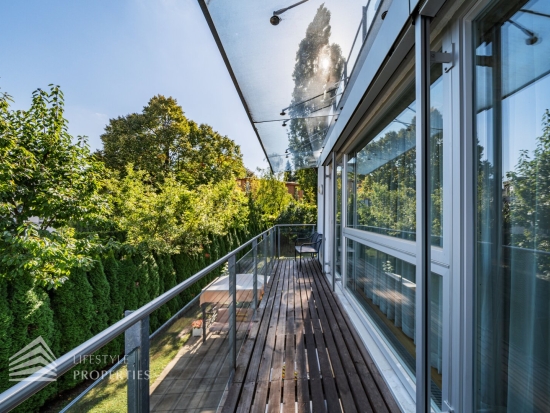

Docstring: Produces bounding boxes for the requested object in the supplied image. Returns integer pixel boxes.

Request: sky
[0,0,268,172]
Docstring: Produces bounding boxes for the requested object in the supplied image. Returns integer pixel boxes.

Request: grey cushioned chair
[294,232,323,269]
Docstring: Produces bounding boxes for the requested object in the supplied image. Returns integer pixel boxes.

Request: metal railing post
[252,238,258,309]
[228,254,237,374]
[125,311,150,413]
[201,303,207,344]
[278,226,281,259]
[263,232,268,287]
[271,229,275,270]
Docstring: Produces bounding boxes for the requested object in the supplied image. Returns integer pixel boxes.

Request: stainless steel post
[271,229,275,270]
[228,254,237,373]
[263,233,269,288]
[277,226,281,259]
[252,238,258,309]
[201,303,207,344]
[125,310,150,413]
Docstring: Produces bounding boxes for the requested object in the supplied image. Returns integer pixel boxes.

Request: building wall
[319,0,550,412]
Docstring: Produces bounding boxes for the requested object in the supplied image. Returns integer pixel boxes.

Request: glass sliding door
[343,64,446,409]
[347,66,444,246]
[474,0,550,411]
[346,240,444,406]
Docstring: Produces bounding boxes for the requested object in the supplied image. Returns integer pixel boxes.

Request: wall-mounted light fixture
[508,19,539,45]
[270,0,309,25]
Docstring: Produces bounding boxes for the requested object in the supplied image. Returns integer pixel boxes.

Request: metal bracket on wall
[430,43,455,73]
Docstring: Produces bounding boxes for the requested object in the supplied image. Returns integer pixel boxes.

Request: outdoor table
[198,274,270,342]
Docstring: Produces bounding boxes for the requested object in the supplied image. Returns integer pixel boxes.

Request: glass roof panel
[201,0,379,171]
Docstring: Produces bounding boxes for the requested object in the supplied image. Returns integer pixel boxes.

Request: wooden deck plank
[223,260,280,413]
[309,261,387,413]
[267,261,290,413]
[282,264,296,413]
[296,263,326,412]
[250,261,286,413]
[297,261,342,412]
[312,260,402,413]
[301,276,359,413]
[293,260,310,413]
[216,258,400,413]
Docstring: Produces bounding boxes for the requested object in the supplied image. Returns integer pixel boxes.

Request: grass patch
[48,305,200,413]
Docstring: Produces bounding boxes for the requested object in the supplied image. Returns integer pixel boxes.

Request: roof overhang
[198,0,379,172]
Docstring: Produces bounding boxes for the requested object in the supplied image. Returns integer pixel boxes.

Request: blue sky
[0,0,268,171]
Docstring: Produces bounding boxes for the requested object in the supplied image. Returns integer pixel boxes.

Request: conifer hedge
[0,222,264,412]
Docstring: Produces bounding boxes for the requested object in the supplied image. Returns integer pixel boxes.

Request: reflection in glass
[474,0,550,411]
[335,163,343,277]
[287,5,345,170]
[346,240,443,407]
[347,68,443,245]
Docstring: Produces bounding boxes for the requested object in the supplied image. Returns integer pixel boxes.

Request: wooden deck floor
[222,258,401,413]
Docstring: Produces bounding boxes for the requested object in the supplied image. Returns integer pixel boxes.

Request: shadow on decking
[151,258,401,413]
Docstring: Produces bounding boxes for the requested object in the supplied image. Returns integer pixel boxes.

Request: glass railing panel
[148,266,233,412]
[233,248,259,357]
[61,346,131,413]
[278,225,316,259]
[0,227,291,412]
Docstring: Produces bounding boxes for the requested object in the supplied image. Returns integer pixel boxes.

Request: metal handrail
[0,226,280,412]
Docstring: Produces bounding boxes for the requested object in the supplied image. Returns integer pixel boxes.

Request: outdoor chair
[294,232,323,269]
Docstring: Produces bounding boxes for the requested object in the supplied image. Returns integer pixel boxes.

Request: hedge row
[0,226,258,413]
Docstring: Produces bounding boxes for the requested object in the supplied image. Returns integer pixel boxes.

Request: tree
[50,267,94,390]
[108,166,248,255]
[99,95,245,187]
[505,109,550,279]
[287,5,344,171]
[275,201,317,225]
[0,86,105,286]
[251,169,293,226]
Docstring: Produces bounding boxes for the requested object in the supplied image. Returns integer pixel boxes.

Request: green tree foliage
[276,201,317,225]
[287,5,344,170]
[8,274,56,412]
[87,259,110,334]
[50,268,94,390]
[354,109,443,241]
[99,95,245,187]
[505,109,550,279]
[119,255,139,311]
[0,85,271,411]
[0,87,105,286]
[250,169,293,226]
[0,278,13,393]
[295,168,318,204]
[103,250,123,325]
[109,167,248,255]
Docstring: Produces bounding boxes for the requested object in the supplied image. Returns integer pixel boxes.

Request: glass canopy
[200,0,382,172]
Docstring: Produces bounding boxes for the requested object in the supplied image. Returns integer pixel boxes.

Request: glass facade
[346,240,443,407]
[474,0,550,411]
[347,67,444,246]
[335,162,343,277]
